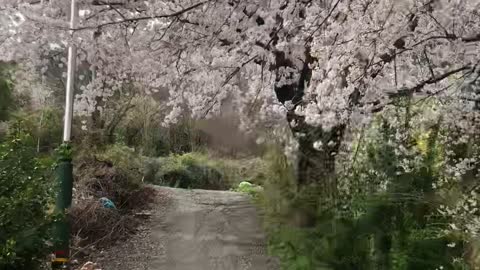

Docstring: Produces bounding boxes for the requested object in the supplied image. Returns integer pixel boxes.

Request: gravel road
[94,186,279,270]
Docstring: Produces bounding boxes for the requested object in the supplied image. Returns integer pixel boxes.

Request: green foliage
[167,119,205,154]
[8,108,63,153]
[256,146,297,223]
[0,65,13,121]
[116,120,170,157]
[259,110,468,269]
[96,145,257,191]
[144,152,227,190]
[96,144,144,175]
[56,143,73,160]
[143,152,263,190]
[94,143,145,190]
[115,98,207,157]
[36,108,63,152]
[0,132,55,269]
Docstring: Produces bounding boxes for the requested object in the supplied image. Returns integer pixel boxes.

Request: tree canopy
[0,0,478,129]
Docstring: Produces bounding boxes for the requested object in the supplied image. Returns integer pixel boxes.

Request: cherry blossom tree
[1,0,479,190]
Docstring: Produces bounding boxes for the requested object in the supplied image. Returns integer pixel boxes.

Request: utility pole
[52,0,77,269]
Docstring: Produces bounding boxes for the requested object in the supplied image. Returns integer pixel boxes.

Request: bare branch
[387,65,472,98]
[305,0,342,44]
[74,1,210,31]
[411,33,480,47]
[202,55,258,117]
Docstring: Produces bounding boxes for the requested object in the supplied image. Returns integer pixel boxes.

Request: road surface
[94,186,279,270]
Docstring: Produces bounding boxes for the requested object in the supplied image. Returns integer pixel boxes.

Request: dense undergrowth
[95,143,257,190]
[253,105,478,270]
[0,130,56,270]
[257,147,466,270]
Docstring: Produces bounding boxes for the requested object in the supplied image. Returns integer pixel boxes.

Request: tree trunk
[269,42,352,230]
[294,121,345,189]
[287,109,345,211]
[272,46,345,191]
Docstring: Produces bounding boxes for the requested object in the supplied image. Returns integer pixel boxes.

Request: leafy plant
[6,108,63,153]
[0,132,55,269]
[144,153,226,189]
[56,143,73,160]
[95,143,144,182]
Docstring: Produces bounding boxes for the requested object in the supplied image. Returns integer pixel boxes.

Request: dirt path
[94,186,279,270]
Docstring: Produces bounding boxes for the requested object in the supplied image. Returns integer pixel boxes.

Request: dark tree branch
[108,4,127,20]
[368,66,473,113]
[387,65,472,98]
[91,0,140,6]
[412,33,480,47]
[304,0,342,44]
[202,55,258,117]
[221,55,258,87]
[156,17,178,42]
[74,1,210,31]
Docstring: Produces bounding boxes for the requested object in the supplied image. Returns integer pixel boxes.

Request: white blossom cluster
[438,191,480,237]
[0,0,478,132]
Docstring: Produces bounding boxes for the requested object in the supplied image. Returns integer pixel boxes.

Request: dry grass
[69,157,157,261]
[69,201,137,252]
[74,157,155,211]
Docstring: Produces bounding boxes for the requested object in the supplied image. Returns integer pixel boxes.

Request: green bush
[95,143,144,182]
[0,132,55,269]
[144,153,228,190]
[8,108,63,153]
[96,147,253,191]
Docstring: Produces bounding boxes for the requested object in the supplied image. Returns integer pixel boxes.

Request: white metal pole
[63,0,78,142]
